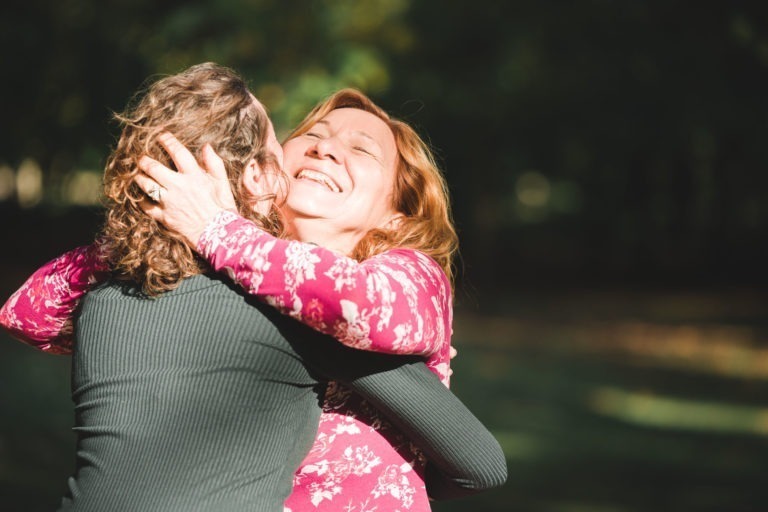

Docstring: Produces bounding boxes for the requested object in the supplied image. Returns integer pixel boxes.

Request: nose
[308,137,340,164]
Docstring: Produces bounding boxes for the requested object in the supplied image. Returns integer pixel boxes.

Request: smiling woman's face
[281,107,400,253]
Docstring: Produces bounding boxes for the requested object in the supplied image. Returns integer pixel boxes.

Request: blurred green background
[1,1,767,510]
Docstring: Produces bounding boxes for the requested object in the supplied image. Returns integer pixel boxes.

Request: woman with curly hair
[137,89,465,511]
[1,66,506,510]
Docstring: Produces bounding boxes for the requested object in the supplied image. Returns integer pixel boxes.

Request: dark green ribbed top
[63,274,326,511]
[60,273,507,511]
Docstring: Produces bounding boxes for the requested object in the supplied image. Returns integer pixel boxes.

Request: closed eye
[352,144,381,162]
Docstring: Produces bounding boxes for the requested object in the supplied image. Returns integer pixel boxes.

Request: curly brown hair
[99,62,285,296]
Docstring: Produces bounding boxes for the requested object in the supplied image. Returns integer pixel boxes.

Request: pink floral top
[0,244,109,354]
[0,210,453,512]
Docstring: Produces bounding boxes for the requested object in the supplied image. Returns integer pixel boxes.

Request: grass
[1,288,767,511]
[434,289,768,512]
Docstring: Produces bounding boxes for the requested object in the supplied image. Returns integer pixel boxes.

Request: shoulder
[370,248,442,269]
[369,248,451,289]
[85,274,234,300]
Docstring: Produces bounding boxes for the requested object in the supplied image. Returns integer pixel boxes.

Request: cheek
[378,168,399,204]
[364,177,398,219]
[281,140,304,168]
[270,144,284,169]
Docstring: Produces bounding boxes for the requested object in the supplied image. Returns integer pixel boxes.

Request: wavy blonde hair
[286,89,459,287]
[100,62,284,296]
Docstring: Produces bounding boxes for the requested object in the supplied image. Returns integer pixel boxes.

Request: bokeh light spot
[64,170,102,206]
[0,164,15,201]
[515,170,551,207]
[16,159,43,208]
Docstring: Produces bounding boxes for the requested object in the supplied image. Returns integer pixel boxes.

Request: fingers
[201,144,228,181]
[449,346,458,359]
[137,197,164,221]
[133,171,163,197]
[132,165,165,220]
[158,132,202,176]
[203,144,238,211]
[138,155,178,188]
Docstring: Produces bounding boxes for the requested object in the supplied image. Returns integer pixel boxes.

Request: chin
[286,191,336,219]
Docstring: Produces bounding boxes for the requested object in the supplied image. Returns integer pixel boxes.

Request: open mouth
[295,169,342,193]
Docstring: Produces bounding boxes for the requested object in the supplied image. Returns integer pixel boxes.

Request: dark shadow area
[2,2,768,510]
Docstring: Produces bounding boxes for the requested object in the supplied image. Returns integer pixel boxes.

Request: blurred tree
[1,0,767,289]
[0,0,407,199]
[382,1,768,289]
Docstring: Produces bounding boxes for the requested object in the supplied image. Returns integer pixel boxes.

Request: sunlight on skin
[589,387,768,436]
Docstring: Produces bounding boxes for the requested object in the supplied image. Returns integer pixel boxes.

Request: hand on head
[135,132,237,248]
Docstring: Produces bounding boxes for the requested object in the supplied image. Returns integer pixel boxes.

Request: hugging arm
[2,211,451,360]
[3,244,503,498]
[280,318,507,500]
[0,244,108,353]
[352,362,508,499]
[198,210,452,357]
[139,136,452,358]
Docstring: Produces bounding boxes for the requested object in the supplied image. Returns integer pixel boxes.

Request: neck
[282,213,358,256]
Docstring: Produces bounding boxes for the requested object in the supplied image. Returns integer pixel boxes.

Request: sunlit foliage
[1,0,767,282]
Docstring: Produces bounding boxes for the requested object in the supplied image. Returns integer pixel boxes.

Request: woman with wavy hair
[1,73,505,510]
[99,67,285,296]
[138,88,462,510]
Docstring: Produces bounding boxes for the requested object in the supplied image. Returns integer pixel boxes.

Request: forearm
[198,210,452,356]
[0,244,108,353]
[350,362,508,499]
[283,325,506,499]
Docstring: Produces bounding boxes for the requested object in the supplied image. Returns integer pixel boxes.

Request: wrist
[186,202,232,248]
[195,209,243,255]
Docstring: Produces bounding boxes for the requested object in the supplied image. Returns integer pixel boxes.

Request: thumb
[202,144,228,181]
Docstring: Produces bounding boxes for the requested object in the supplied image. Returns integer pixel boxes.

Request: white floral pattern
[0,244,108,354]
[198,213,454,511]
[198,211,452,362]
[0,209,454,511]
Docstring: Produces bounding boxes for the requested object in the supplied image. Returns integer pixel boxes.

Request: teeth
[296,169,341,192]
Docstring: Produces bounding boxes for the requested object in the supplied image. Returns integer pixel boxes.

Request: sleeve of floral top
[198,210,453,357]
[0,244,109,354]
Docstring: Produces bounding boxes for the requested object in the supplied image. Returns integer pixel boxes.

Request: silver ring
[147,186,164,202]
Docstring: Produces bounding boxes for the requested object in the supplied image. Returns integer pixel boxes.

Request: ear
[380,212,404,231]
[241,159,275,216]
[241,159,263,198]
